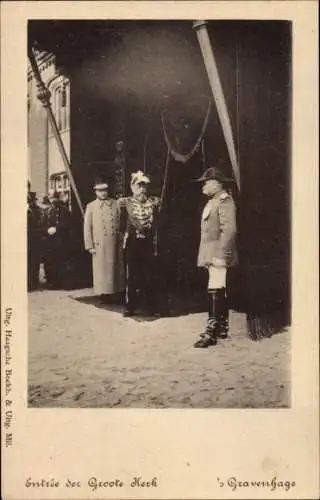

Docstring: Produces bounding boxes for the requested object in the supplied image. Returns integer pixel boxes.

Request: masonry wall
[28,82,48,198]
[28,53,70,201]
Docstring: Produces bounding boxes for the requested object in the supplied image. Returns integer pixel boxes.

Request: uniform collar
[211,189,225,199]
[132,194,148,203]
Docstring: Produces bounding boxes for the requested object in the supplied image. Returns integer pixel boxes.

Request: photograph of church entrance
[27,20,291,408]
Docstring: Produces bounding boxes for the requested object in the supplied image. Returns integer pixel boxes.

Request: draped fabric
[161,100,211,164]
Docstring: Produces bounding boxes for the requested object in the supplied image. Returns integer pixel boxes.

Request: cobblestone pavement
[28,288,290,408]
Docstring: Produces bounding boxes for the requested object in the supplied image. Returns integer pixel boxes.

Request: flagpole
[193,20,240,191]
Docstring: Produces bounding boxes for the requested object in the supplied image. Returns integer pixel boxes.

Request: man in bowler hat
[194,166,237,348]
[84,178,124,303]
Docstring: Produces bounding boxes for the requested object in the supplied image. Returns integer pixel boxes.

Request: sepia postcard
[1,1,319,499]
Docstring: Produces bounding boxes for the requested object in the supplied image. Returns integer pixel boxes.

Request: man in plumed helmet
[194,166,237,348]
[118,171,160,317]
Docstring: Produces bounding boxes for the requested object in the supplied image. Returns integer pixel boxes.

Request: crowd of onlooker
[27,181,73,291]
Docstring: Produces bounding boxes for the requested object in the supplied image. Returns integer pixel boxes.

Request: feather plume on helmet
[130,170,151,187]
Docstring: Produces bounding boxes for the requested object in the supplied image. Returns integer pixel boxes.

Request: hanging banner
[160,95,211,164]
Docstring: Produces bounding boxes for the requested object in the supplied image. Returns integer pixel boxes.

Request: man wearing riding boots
[118,171,160,317]
[194,167,237,348]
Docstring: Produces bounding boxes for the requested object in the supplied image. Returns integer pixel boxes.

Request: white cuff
[212,257,226,267]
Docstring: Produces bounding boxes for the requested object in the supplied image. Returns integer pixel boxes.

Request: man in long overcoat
[194,167,237,348]
[84,179,124,302]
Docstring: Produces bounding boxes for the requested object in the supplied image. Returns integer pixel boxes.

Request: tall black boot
[217,288,229,339]
[199,291,214,338]
[194,290,219,348]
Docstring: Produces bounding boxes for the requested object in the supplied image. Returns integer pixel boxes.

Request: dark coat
[27,204,44,252]
[43,202,71,252]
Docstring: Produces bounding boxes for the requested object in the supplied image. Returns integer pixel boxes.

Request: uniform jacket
[197,190,237,268]
[43,202,71,251]
[118,196,160,242]
[44,202,71,232]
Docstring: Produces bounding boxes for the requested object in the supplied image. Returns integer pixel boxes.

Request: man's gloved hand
[47,227,57,236]
[122,232,128,250]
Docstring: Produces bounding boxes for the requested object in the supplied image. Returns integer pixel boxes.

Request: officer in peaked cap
[193,166,238,348]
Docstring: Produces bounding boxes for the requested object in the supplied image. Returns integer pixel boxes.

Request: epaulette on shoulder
[151,195,160,205]
[219,191,230,202]
[117,196,128,207]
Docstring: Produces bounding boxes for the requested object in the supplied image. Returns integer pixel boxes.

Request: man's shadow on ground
[72,291,208,322]
[72,292,289,338]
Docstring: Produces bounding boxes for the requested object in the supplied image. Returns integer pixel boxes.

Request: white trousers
[208,265,227,290]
